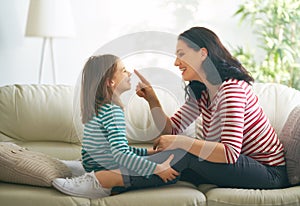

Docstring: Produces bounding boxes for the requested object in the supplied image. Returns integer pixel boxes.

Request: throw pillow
[279,105,300,185]
[0,142,72,187]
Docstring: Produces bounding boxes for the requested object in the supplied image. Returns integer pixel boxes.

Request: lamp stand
[38,37,57,84]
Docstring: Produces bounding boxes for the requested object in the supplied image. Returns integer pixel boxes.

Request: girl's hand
[147,148,158,155]
[134,69,157,102]
[154,154,179,183]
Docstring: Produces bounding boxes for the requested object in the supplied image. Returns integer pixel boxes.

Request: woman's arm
[185,137,226,163]
[134,70,201,136]
[146,94,173,135]
[154,135,227,163]
[154,82,248,164]
[134,69,173,134]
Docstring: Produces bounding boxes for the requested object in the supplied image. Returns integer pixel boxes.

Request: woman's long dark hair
[179,27,254,100]
[81,54,119,124]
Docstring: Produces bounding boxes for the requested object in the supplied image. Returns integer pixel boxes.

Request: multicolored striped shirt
[170,79,285,166]
[82,103,156,176]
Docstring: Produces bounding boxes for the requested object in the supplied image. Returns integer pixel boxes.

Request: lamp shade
[25,0,75,38]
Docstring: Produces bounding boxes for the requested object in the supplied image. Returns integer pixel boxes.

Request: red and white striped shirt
[170,79,285,166]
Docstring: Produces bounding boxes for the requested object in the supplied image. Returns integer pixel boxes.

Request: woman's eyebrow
[176,49,183,55]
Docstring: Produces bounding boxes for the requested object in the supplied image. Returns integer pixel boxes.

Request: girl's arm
[129,146,147,156]
[105,105,178,180]
[130,147,157,156]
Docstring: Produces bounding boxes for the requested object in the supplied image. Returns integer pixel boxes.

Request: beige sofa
[0,83,300,206]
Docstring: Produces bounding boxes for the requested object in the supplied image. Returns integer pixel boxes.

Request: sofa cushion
[92,181,206,206]
[0,182,90,206]
[204,186,300,206]
[279,105,300,185]
[0,142,72,187]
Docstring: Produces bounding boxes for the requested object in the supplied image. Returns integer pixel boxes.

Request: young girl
[52,54,188,199]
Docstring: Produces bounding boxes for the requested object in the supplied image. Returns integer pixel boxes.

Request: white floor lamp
[25,0,75,84]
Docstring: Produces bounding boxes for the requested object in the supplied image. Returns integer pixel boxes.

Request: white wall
[0,0,255,86]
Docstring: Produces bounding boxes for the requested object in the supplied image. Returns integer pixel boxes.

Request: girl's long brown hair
[80,54,119,124]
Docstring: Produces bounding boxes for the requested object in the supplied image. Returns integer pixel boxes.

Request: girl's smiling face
[110,61,131,95]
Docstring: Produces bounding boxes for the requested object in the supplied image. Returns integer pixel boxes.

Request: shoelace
[65,173,100,189]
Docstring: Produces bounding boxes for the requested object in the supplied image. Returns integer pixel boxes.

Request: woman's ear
[200,48,208,58]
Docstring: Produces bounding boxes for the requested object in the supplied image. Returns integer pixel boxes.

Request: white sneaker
[52,171,111,199]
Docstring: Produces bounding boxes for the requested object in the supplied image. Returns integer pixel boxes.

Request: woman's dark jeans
[116,149,290,192]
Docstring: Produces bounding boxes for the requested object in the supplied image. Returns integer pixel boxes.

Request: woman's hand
[153,135,194,152]
[134,69,158,102]
[154,154,179,183]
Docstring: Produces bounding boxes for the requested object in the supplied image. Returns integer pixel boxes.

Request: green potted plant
[233,0,300,90]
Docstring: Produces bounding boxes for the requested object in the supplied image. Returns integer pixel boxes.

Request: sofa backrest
[124,82,300,142]
[0,84,82,144]
[1,83,299,146]
[124,85,194,143]
[121,68,195,143]
[253,83,300,135]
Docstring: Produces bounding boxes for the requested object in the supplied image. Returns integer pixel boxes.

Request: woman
[134,26,290,189]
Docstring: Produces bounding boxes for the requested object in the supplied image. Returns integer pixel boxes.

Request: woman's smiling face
[174,39,207,82]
